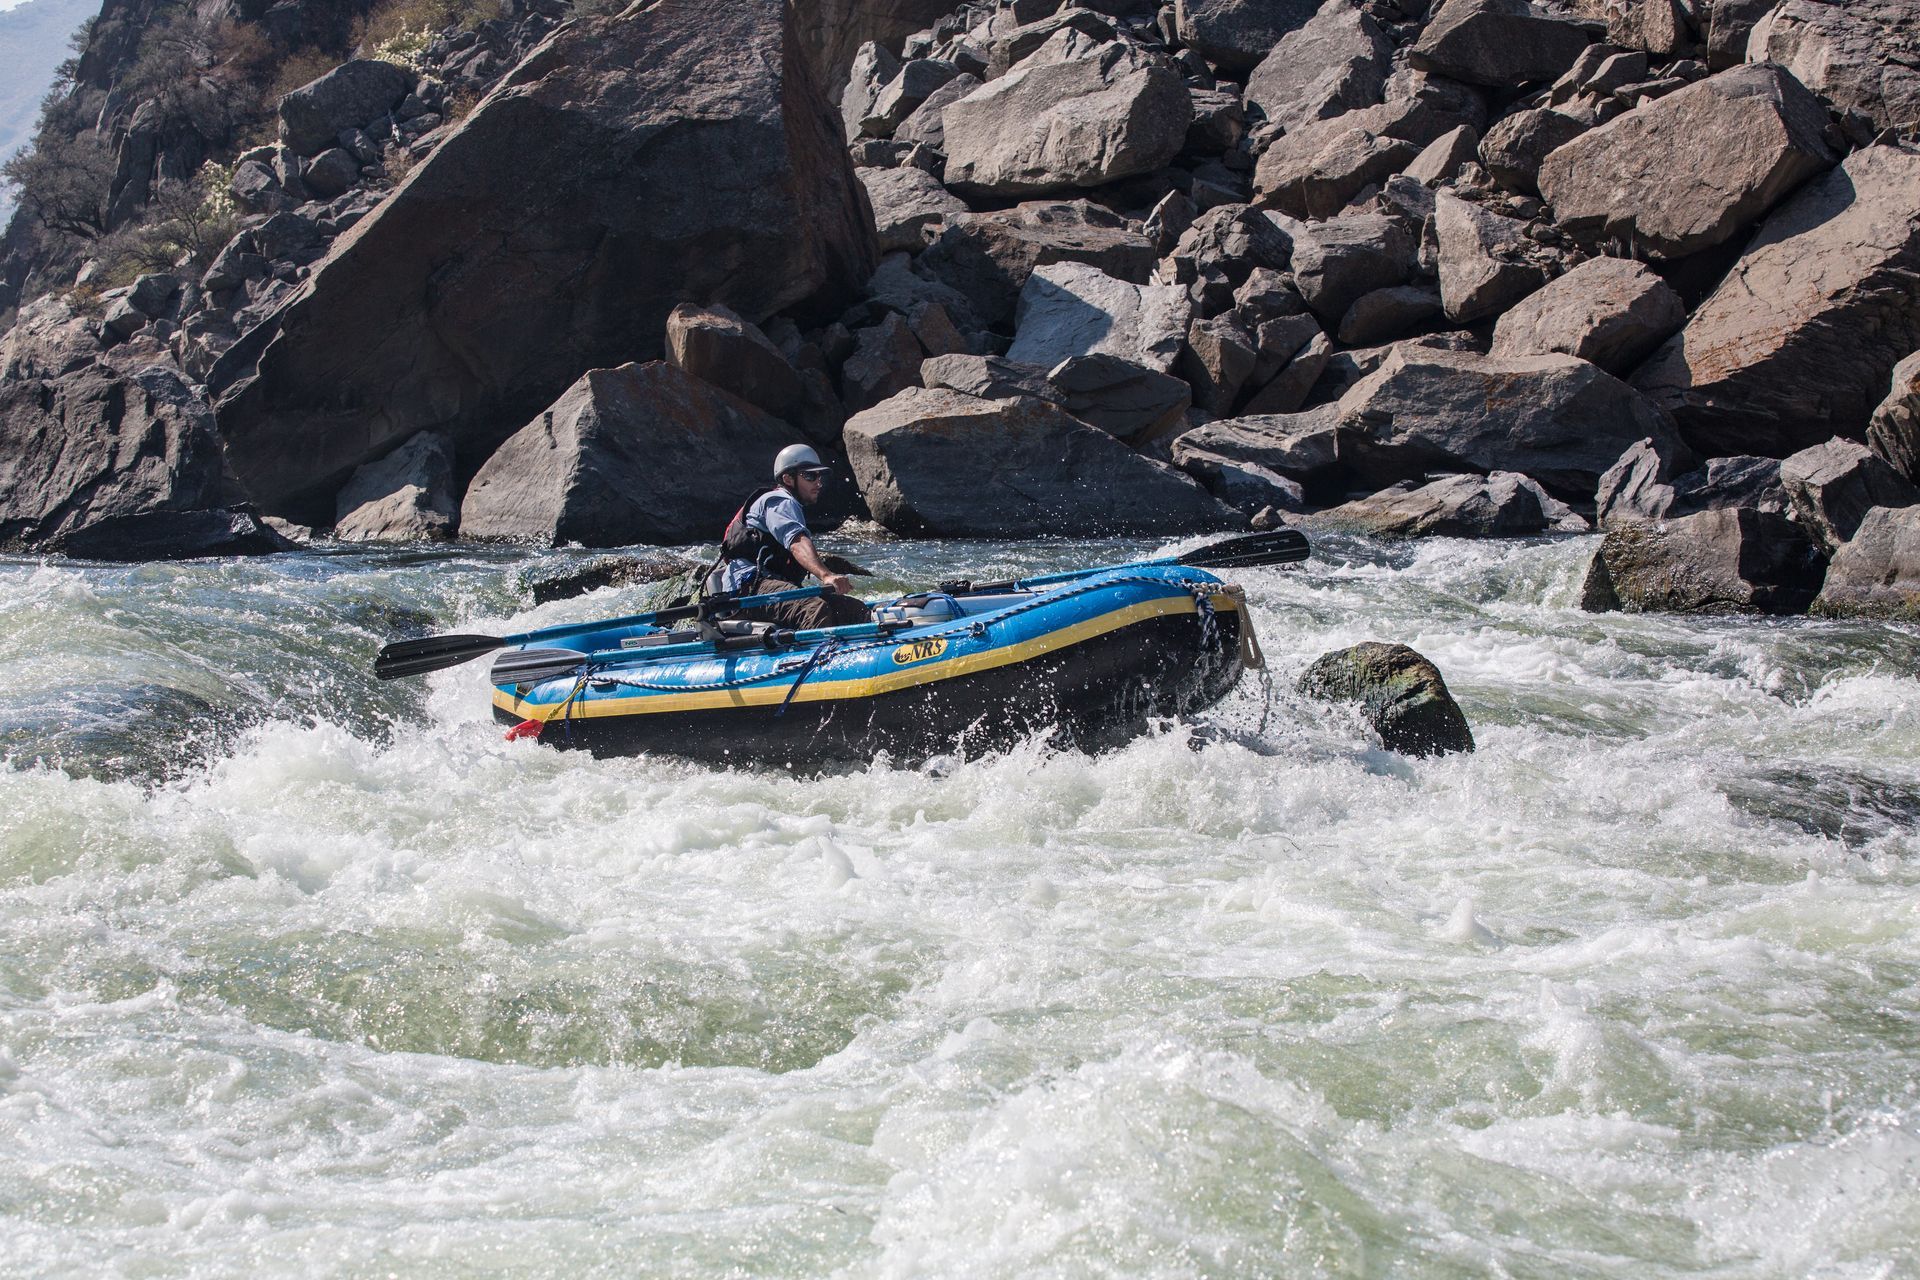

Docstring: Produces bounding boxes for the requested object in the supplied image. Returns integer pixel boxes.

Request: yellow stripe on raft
[494,592,1243,722]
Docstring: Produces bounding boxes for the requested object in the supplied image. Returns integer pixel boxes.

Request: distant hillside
[0,0,97,221]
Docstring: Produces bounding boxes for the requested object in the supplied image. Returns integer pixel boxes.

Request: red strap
[504,719,543,742]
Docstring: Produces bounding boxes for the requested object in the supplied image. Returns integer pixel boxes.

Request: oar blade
[1179,529,1311,569]
[374,633,505,680]
[489,647,590,688]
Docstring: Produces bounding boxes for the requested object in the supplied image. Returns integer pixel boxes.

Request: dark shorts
[747,576,872,630]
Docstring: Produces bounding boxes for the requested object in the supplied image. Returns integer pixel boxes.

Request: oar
[952,529,1310,594]
[374,585,831,680]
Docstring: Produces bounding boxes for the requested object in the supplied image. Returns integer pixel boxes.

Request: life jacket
[717,484,806,588]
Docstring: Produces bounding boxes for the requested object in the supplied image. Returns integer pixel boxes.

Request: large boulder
[0,300,226,550]
[918,200,1157,327]
[1255,122,1421,220]
[1287,214,1418,325]
[1579,507,1826,615]
[940,33,1191,197]
[1477,107,1586,195]
[1433,192,1546,324]
[858,165,968,253]
[1632,146,1920,458]
[216,0,876,520]
[1409,0,1591,88]
[1175,0,1321,75]
[844,387,1236,536]
[55,508,296,561]
[1005,262,1193,375]
[277,60,413,156]
[1810,506,1920,621]
[1868,352,1920,484]
[333,431,458,542]
[919,351,1192,443]
[1489,256,1685,374]
[1244,1,1392,132]
[1596,438,1792,527]
[1779,437,1920,555]
[1750,1,1920,136]
[1298,642,1475,757]
[1172,406,1347,495]
[1303,471,1579,537]
[1536,63,1836,262]
[664,303,805,420]
[458,362,797,546]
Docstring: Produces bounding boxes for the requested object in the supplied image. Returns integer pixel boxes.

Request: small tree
[2,125,114,241]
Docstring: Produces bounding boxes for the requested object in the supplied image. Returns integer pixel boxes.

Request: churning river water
[1,531,1917,1278]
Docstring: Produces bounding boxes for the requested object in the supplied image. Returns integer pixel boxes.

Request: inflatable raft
[488,565,1261,764]
[374,531,1309,766]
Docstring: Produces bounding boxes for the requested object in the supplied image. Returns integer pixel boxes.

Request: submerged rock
[524,553,702,606]
[1298,641,1475,757]
[54,507,297,561]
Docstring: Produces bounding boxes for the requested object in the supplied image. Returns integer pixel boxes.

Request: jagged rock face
[1288,214,1417,325]
[1409,0,1591,88]
[1244,1,1392,133]
[1537,64,1835,262]
[216,0,876,520]
[1750,0,1920,136]
[917,200,1157,327]
[1490,256,1685,374]
[858,165,967,253]
[1580,507,1826,616]
[1811,505,1920,620]
[1433,192,1544,324]
[1869,352,1920,483]
[843,387,1236,536]
[1779,437,1920,556]
[940,34,1190,197]
[0,299,225,549]
[1633,146,1920,458]
[1005,261,1192,375]
[664,304,805,420]
[1298,642,1475,757]
[1477,107,1584,196]
[458,362,797,547]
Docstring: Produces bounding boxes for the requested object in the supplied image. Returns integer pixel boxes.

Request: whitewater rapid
[1,534,1916,1277]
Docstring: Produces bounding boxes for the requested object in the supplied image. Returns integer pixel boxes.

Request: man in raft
[708,444,872,630]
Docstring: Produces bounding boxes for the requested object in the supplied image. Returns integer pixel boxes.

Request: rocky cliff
[0,0,1916,616]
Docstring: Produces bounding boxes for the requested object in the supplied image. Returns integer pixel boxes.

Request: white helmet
[773,443,824,479]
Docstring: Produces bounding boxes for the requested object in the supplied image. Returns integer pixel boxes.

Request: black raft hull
[494,610,1246,768]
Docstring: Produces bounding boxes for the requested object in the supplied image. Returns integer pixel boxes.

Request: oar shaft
[502,585,833,647]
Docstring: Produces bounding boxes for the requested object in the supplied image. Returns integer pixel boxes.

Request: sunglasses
[797,468,831,481]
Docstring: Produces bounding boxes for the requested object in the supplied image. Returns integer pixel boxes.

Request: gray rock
[216,0,875,520]
[1594,435,1695,526]
[1705,0,1777,70]
[1305,471,1577,537]
[1478,107,1586,195]
[919,199,1158,327]
[894,71,982,150]
[1633,146,1920,458]
[1175,449,1307,517]
[1607,0,1693,58]
[664,303,805,419]
[1146,190,1199,254]
[1172,405,1346,491]
[1046,353,1193,443]
[1780,438,1920,555]
[1298,641,1475,757]
[858,165,967,253]
[1244,1,1392,132]
[1810,505,1920,621]
[841,313,927,413]
[796,0,955,101]
[54,507,295,560]
[1288,214,1417,325]
[459,362,797,546]
[1241,331,1335,416]
[1337,285,1445,346]
[1750,0,1920,136]
[1255,122,1420,220]
[840,40,902,143]
[844,387,1236,536]
[1176,0,1321,74]
[101,298,146,341]
[1006,261,1193,375]
[333,431,458,542]
[524,553,701,606]
[1339,347,1684,496]
[1433,192,1545,324]
[1868,351,1920,484]
[941,34,1191,197]
[1410,0,1592,89]
[920,353,1055,402]
[1536,63,1835,262]
[301,147,361,200]
[0,300,226,550]
[1579,507,1825,615]
[1179,314,1259,414]
[128,273,180,318]
[279,60,414,156]
[1489,256,1684,374]
[861,57,963,137]
[982,7,1119,79]
[1402,124,1481,186]
[230,160,288,213]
